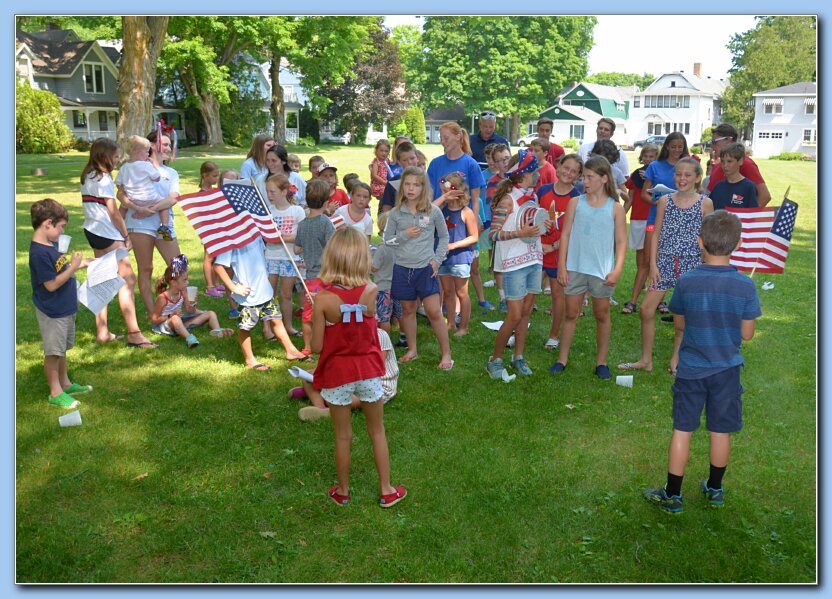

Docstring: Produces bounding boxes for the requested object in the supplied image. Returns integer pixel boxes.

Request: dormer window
[83,63,104,94]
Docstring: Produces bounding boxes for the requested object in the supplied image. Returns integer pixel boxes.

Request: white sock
[498,289,506,300]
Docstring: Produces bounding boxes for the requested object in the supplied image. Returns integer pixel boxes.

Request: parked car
[517,133,559,148]
[691,141,712,151]
[633,135,666,150]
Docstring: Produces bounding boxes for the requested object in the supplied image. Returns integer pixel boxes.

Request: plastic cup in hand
[58,234,71,253]
[186,286,198,302]
[616,375,633,388]
[58,410,82,427]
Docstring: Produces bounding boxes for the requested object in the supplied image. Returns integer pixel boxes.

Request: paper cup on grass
[616,375,633,388]
[58,410,82,427]
[186,286,198,302]
[58,234,71,253]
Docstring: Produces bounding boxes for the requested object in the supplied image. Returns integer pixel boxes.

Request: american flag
[727,199,798,274]
[178,182,282,258]
[329,213,347,231]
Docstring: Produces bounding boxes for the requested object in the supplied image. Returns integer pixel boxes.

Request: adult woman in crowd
[118,130,183,319]
[257,144,306,206]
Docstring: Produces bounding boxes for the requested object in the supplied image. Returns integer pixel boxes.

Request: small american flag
[728,199,798,274]
[329,213,347,231]
[178,182,281,258]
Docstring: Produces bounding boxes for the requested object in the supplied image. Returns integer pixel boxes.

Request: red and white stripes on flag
[727,200,797,274]
[177,186,281,258]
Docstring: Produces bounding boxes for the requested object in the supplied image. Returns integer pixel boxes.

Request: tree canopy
[586,72,654,91]
[409,16,595,141]
[722,16,817,137]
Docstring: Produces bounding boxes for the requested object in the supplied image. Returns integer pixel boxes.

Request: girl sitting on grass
[150,254,233,348]
[312,227,407,508]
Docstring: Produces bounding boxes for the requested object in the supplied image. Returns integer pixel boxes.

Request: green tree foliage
[390,24,423,104]
[319,19,406,143]
[299,107,320,143]
[218,62,271,147]
[16,16,120,39]
[15,82,74,154]
[723,16,816,137]
[586,72,654,91]
[403,107,426,144]
[412,16,595,141]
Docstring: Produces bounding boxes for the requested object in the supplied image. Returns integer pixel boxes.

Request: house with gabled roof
[750,82,816,159]
[628,63,726,146]
[15,28,186,143]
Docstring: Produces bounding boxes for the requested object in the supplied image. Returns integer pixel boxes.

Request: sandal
[210,328,234,337]
[247,362,272,371]
[621,301,637,314]
[379,485,407,508]
[126,331,158,349]
[329,485,350,506]
[658,301,670,314]
[544,338,559,350]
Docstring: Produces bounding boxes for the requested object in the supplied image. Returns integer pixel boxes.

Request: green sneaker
[48,392,80,409]
[65,382,92,395]
[511,356,533,376]
[486,357,507,380]
[643,485,684,514]
[700,480,725,508]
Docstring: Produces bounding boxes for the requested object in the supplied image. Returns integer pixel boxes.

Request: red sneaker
[379,485,407,508]
[329,485,350,506]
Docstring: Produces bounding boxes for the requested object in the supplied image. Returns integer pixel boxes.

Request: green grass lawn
[15,145,816,582]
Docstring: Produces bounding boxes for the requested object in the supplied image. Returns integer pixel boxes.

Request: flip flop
[96,333,124,344]
[247,363,272,371]
[438,359,454,371]
[618,362,650,372]
[127,340,158,349]
[398,354,419,363]
[210,328,234,337]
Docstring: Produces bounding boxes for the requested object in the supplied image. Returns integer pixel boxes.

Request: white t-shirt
[81,172,124,241]
[213,238,273,307]
[115,160,162,205]
[265,204,305,261]
[335,204,373,238]
[578,140,630,176]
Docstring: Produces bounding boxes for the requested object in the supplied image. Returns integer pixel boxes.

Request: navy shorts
[391,264,439,301]
[672,366,743,433]
[544,267,558,279]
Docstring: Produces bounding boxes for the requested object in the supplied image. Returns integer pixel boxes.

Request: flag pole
[249,177,314,304]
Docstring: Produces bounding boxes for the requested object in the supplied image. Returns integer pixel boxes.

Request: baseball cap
[317,162,337,174]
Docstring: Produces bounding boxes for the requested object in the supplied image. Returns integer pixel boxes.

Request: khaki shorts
[35,308,75,356]
[564,271,615,299]
[628,220,647,250]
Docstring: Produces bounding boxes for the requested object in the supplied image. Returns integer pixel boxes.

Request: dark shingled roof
[16,29,104,76]
[757,82,816,95]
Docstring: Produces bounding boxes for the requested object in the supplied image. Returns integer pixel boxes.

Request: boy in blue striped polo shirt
[644,210,762,513]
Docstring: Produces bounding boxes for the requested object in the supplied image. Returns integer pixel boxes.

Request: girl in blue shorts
[383,166,452,370]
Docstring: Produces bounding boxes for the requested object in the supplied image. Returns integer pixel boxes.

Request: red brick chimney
[693,63,702,77]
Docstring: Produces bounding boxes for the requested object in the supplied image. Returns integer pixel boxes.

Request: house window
[73,111,87,128]
[670,81,676,87]
[683,96,690,108]
[569,125,584,140]
[664,123,671,134]
[98,111,108,132]
[633,97,640,108]
[84,63,105,94]
[758,131,784,140]
[805,99,815,115]
[685,123,690,135]
[803,129,817,144]
[763,100,783,114]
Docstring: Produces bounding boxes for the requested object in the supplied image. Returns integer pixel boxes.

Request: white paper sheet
[85,247,129,287]
[287,366,314,383]
[78,276,125,316]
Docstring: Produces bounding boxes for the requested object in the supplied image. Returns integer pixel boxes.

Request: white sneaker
[416,305,427,317]
[483,280,496,287]
[610,297,619,306]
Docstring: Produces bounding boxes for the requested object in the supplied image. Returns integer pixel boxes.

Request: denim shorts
[391,264,439,301]
[502,263,542,301]
[125,208,176,239]
[478,230,492,251]
[267,259,297,277]
[672,366,743,433]
[321,377,383,406]
[438,262,471,278]
[564,271,614,299]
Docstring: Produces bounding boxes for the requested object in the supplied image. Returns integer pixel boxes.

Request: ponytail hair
[199,161,219,189]
[155,254,188,295]
[155,265,174,295]
[440,122,472,156]
[490,153,524,211]
[80,137,119,184]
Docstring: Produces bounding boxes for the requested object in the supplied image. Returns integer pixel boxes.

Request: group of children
[28,126,764,512]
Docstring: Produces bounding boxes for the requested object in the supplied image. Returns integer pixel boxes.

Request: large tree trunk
[510,111,521,144]
[117,17,169,144]
[270,53,286,145]
[179,68,224,147]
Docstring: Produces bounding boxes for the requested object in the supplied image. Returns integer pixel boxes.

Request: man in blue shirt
[469,110,510,167]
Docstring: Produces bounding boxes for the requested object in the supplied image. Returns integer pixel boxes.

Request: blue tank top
[565,194,615,279]
[442,206,473,266]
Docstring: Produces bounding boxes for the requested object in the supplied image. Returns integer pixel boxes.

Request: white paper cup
[58,410,82,427]
[58,234,71,253]
[186,286,198,302]
[616,375,633,388]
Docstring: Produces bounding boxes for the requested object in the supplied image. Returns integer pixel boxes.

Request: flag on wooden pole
[727,199,798,274]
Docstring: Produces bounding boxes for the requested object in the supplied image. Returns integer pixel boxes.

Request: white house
[751,82,817,159]
[628,63,727,146]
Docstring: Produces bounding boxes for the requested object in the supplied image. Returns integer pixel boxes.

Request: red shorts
[302,278,325,323]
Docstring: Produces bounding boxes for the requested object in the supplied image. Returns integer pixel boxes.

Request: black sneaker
[643,486,684,514]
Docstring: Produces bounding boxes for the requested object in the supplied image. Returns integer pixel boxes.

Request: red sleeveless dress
[313,284,385,390]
